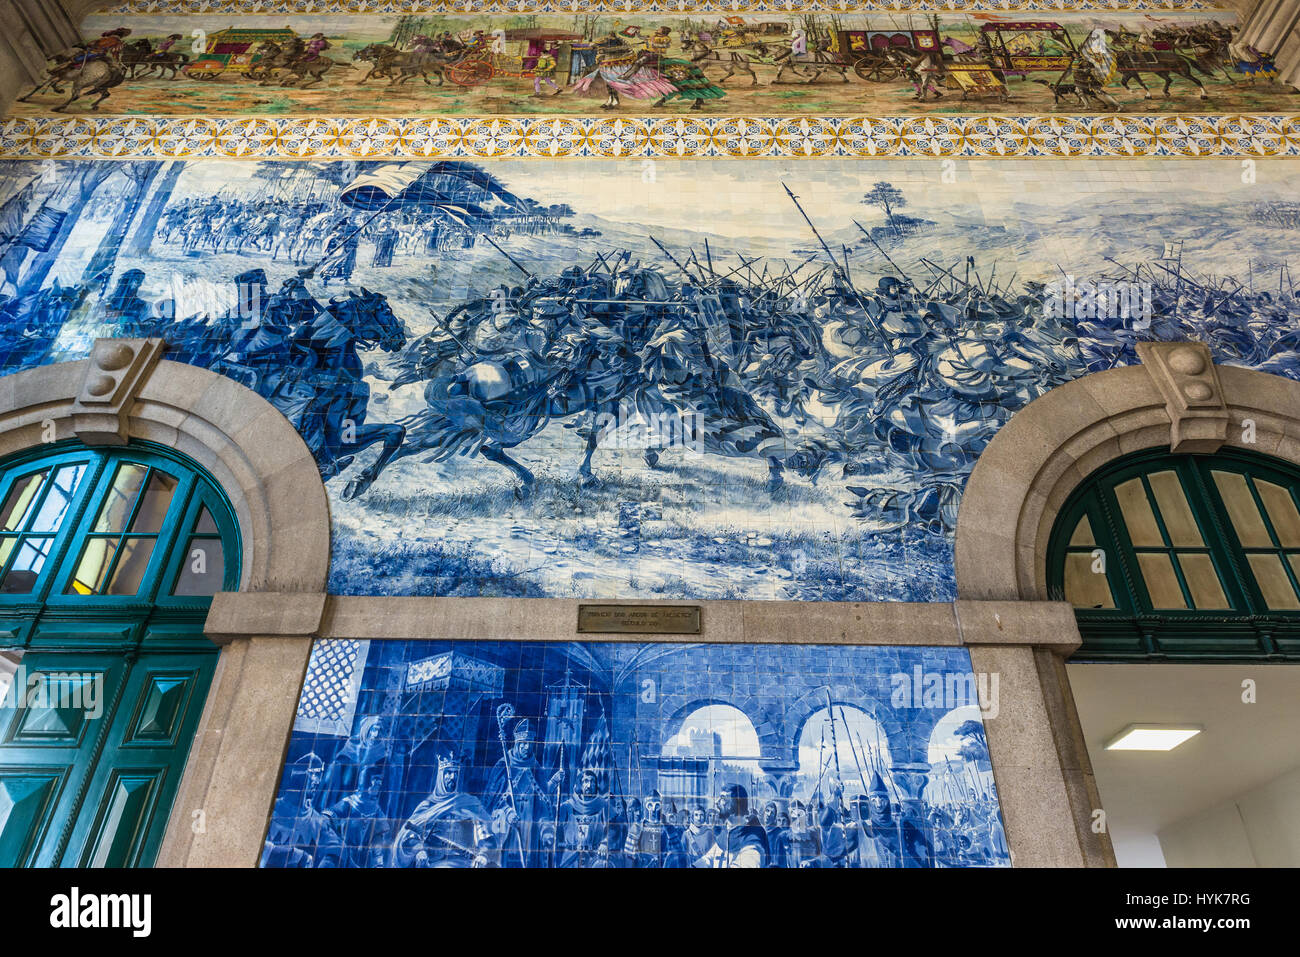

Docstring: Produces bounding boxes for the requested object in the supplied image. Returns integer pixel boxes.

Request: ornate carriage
[827,28,941,81]
[442,29,582,88]
[182,26,298,80]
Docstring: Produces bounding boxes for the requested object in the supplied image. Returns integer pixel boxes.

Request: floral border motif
[3,114,1295,159]
[98,0,1219,15]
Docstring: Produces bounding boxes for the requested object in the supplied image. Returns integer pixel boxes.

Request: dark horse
[1107,30,1209,99]
[18,50,127,112]
[252,40,336,88]
[352,43,448,86]
[209,287,409,485]
[122,38,190,79]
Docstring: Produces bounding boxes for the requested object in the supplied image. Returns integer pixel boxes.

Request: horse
[353,43,447,86]
[18,50,127,112]
[252,40,336,88]
[1106,30,1209,99]
[684,38,758,85]
[340,284,826,501]
[123,38,190,80]
[209,287,409,485]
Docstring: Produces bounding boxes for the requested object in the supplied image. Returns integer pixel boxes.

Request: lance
[550,737,565,868]
[704,237,716,277]
[870,717,904,809]
[298,192,401,280]
[784,183,885,341]
[483,234,533,279]
[853,219,912,286]
[814,722,829,808]
[494,703,529,867]
[648,235,695,281]
[838,705,871,797]
[822,689,844,796]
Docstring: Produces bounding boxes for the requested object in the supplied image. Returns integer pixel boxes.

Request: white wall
[1109,824,1167,868]
[1159,765,1300,867]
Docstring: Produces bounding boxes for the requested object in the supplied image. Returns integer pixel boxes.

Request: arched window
[0,442,238,867]
[1050,449,1300,661]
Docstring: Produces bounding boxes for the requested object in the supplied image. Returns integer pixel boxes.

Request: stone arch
[955,351,1300,602]
[0,342,330,593]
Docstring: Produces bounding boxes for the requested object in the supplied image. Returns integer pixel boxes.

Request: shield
[696,294,735,367]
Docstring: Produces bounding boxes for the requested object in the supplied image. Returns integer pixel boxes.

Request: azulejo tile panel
[1,156,1297,600]
[263,639,1009,868]
[3,114,1298,159]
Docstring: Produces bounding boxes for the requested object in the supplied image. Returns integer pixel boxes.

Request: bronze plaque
[576,604,701,635]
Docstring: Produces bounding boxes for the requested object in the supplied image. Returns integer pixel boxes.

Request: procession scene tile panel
[263,639,1009,867]
[0,156,1296,601]
[14,8,1292,121]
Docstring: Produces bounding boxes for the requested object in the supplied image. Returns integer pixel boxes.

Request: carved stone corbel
[71,338,167,445]
[1135,341,1228,454]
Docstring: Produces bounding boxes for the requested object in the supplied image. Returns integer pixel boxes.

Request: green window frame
[1050,448,1300,661]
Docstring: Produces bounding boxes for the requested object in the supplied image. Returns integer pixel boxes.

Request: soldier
[554,767,614,867]
[774,799,821,868]
[262,752,343,868]
[623,789,685,867]
[854,772,933,868]
[392,752,497,868]
[324,763,391,867]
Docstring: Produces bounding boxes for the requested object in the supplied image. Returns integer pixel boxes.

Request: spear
[483,234,533,279]
[550,737,565,868]
[852,219,911,285]
[838,705,871,797]
[822,689,844,797]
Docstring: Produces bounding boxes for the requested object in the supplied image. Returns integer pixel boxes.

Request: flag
[1,206,67,253]
[725,16,745,25]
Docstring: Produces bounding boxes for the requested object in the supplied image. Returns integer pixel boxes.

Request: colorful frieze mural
[11,9,1293,120]
[262,639,1009,868]
[0,156,1297,600]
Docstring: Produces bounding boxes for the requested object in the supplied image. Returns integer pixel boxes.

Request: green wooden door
[0,649,215,867]
[0,441,238,867]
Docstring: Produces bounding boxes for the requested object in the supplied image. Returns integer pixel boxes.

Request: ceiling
[1067,662,1300,839]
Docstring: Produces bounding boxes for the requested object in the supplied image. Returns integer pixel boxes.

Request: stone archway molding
[955,342,1300,601]
[0,339,330,593]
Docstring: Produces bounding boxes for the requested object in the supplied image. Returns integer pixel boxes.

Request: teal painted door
[0,648,215,867]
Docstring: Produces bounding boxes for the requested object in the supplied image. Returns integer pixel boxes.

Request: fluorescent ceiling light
[1105,725,1203,752]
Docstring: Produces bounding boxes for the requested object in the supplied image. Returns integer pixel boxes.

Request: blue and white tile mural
[0,157,1297,600]
[263,640,1009,868]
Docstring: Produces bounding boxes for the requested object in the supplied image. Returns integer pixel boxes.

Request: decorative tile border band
[97,0,1219,15]
[2,114,1295,160]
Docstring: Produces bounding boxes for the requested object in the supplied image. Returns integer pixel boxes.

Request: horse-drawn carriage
[826,28,941,81]
[441,28,581,87]
[940,22,1077,99]
[183,27,298,80]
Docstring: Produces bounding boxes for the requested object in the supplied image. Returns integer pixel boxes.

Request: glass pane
[172,537,225,597]
[1178,553,1230,609]
[1068,514,1095,547]
[1246,554,1300,610]
[66,537,119,595]
[1114,478,1163,547]
[1212,471,1272,548]
[0,471,47,532]
[193,507,218,535]
[92,463,148,534]
[0,536,15,571]
[1064,551,1114,609]
[1148,471,1202,547]
[1136,553,1187,609]
[0,538,50,594]
[1256,481,1300,548]
[128,471,177,534]
[28,463,87,533]
[106,537,155,596]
